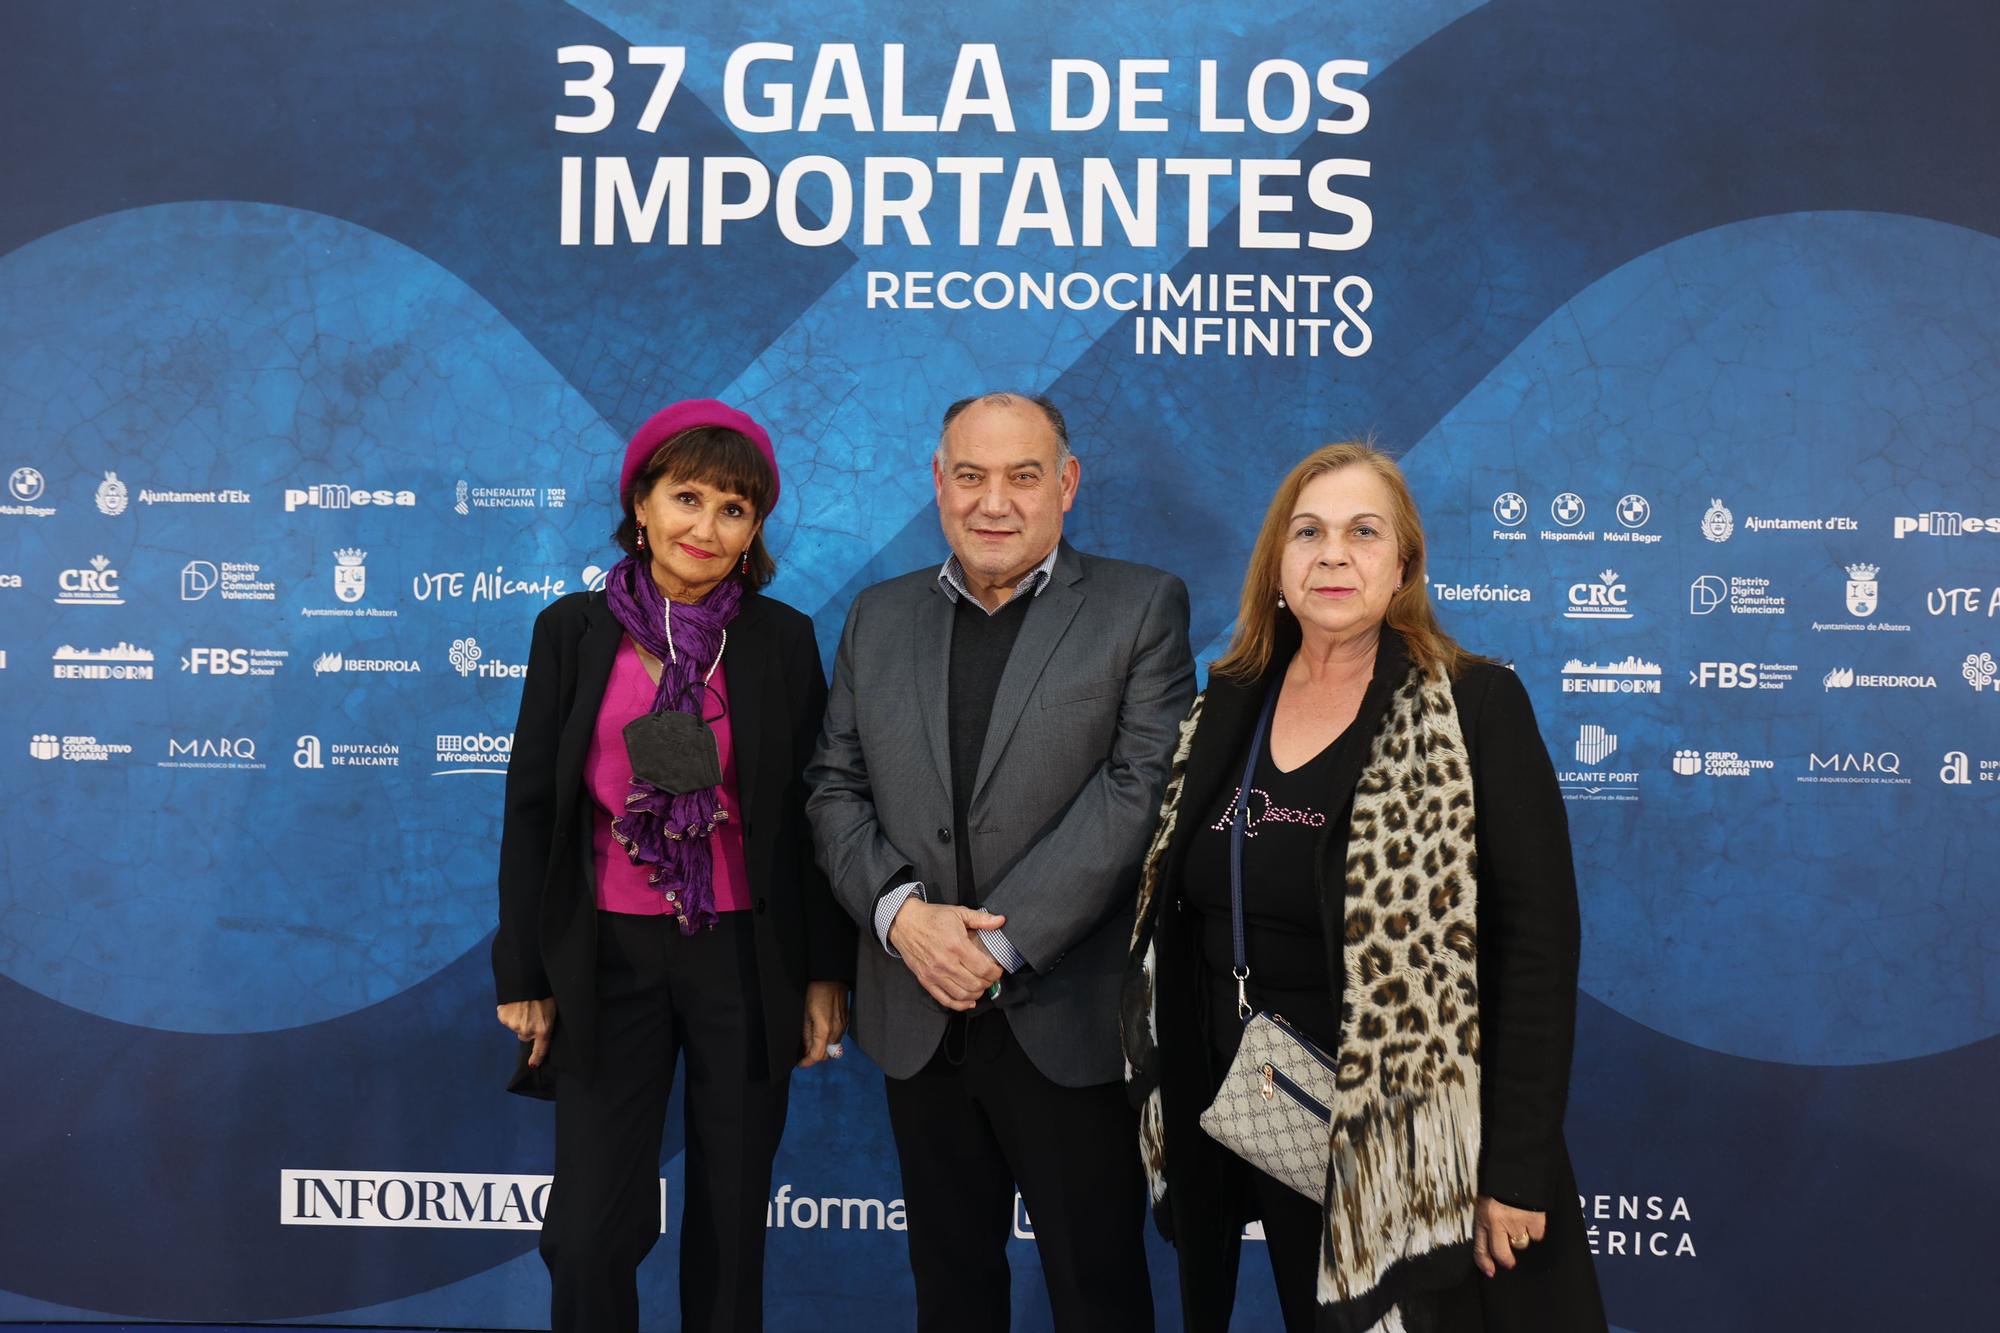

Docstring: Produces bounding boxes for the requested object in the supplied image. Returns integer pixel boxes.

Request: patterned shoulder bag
[1197,680,1339,1200]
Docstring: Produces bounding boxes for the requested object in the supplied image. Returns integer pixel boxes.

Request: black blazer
[1148,628,1604,1329]
[492,587,855,1083]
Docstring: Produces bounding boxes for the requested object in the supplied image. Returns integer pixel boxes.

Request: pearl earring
[1276,591,1286,608]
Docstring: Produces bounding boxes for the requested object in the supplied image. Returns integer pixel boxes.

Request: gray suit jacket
[807,541,1195,1086]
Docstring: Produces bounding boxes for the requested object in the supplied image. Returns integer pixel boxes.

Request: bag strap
[1230,679,1282,1020]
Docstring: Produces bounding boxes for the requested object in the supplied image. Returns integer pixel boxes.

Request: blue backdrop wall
[2,2,1997,1330]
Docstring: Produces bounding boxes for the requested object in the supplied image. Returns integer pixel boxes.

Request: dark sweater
[947,592,1033,904]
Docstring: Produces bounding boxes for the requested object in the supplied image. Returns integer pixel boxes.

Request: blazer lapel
[554,593,623,832]
[912,579,956,792]
[721,595,769,827]
[970,544,1085,803]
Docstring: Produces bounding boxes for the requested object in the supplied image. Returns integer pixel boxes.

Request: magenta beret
[618,398,779,514]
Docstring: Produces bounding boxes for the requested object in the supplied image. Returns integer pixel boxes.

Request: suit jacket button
[937,827,951,844]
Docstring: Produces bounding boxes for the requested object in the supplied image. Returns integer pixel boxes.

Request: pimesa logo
[1892,510,1999,539]
[283,483,417,512]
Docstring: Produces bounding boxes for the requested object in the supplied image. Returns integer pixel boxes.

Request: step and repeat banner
[2,1,1996,1329]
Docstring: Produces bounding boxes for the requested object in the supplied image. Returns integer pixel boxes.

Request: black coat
[1146,631,1605,1331]
[492,587,855,1083]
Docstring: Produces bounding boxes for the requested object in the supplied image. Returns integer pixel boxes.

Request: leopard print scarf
[1125,663,1479,1333]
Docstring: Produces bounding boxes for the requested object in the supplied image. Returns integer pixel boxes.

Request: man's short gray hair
[936,391,1073,466]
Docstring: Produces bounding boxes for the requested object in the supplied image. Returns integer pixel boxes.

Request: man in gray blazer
[808,391,1194,1332]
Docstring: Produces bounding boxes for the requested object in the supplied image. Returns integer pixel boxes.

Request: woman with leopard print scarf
[1122,444,1606,1333]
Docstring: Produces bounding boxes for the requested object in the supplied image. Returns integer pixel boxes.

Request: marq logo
[448,637,527,680]
[1893,510,1999,539]
[1964,652,1998,693]
[95,471,128,516]
[1798,750,1913,786]
[283,483,417,512]
[1700,498,1733,543]
[333,549,367,604]
[54,555,122,606]
[1565,570,1631,621]
[160,736,264,770]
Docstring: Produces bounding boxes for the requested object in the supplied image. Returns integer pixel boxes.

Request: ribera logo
[448,637,526,680]
[54,555,122,606]
[180,645,289,677]
[1565,570,1631,621]
[1893,509,1999,539]
[1964,652,1997,693]
[283,483,417,512]
[434,731,514,775]
[1561,657,1660,694]
[52,642,153,680]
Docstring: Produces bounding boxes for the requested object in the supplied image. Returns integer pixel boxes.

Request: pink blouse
[583,637,750,917]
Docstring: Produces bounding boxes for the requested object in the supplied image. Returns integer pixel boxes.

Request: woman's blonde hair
[1211,442,1484,682]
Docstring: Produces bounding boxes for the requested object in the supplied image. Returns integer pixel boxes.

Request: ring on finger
[1511,1233,1530,1247]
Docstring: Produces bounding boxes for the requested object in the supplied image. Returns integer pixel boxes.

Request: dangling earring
[1276,591,1286,609]
[635,523,646,552]
[739,549,750,576]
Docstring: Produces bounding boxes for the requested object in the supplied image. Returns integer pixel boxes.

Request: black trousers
[540,911,788,1333]
[883,1010,1154,1333]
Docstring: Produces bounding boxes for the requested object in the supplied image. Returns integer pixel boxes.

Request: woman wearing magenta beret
[493,399,855,1332]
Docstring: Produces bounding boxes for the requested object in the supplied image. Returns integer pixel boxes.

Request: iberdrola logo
[95,470,129,516]
[1700,498,1733,543]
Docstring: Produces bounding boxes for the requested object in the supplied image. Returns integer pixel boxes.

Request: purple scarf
[603,555,744,932]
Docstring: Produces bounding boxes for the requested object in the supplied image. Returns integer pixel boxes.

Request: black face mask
[622,710,722,794]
